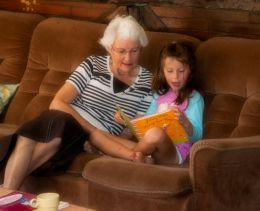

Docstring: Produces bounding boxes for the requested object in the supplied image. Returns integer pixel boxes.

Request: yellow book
[117,105,188,145]
[116,105,138,142]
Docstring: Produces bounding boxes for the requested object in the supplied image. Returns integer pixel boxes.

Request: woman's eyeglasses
[111,46,140,57]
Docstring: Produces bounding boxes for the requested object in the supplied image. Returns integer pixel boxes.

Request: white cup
[29,192,60,211]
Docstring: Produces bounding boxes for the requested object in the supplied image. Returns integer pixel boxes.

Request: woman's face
[109,38,141,74]
[163,57,190,94]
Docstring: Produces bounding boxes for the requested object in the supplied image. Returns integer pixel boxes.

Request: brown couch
[0,10,201,207]
[84,37,260,211]
[1,9,260,211]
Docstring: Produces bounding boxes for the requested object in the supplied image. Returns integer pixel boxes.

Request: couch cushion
[0,123,18,161]
[140,31,201,72]
[4,17,107,125]
[0,84,19,114]
[0,10,44,84]
[196,37,260,139]
[190,135,260,211]
[83,156,192,198]
[0,123,18,137]
[66,152,99,174]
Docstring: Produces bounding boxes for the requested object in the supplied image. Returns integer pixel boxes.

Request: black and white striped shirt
[67,55,153,135]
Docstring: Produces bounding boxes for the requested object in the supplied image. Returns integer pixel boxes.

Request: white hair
[99,15,148,51]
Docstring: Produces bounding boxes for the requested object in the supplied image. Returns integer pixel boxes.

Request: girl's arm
[170,107,193,136]
[185,92,204,142]
[50,82,96,133]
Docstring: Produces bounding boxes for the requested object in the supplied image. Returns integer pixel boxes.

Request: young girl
[114,41,204,164]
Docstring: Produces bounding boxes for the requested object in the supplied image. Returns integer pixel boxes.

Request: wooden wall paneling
[1,1,260,40]
[0,0,116,21]
[250,12,260,24]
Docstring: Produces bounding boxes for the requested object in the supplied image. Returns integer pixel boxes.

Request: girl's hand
[114,111,125,125]
[170,107,193,136]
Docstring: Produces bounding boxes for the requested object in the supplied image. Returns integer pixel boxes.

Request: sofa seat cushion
[66,152,100,174]
[83,156,191,198]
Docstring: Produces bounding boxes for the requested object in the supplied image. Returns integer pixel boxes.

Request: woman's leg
[134,128,179,165]
[89,130,143,161]
[3,136,61,190]
[27,137,61,174]
[102,132,137,149]
[84,132,136,153]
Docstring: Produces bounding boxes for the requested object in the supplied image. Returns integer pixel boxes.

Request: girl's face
[109,38,141,74]
[163,57,190,94]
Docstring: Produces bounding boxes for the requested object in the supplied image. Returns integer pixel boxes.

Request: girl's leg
[103,132,146,162]
[134,128,179,165]
[3,136,61,190]
[89,130,143,162]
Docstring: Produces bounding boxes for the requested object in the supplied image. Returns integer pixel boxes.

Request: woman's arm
[50,82,96,133]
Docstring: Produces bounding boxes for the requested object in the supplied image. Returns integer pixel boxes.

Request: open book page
[117,105,188,144]
[130,110,188,144]
[116,105,138,142]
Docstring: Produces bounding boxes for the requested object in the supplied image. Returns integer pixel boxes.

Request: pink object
[0,191,34,211]
[0,194,23,206]
[157,90,191,163]
[156,90,188,112]
[176,142,192,161]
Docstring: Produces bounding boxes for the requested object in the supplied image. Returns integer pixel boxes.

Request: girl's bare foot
[130,152,155,164]
[130,151,145,163]
[144,155,155,164]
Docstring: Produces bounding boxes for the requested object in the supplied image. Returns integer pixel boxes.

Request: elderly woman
[2,15,152,190]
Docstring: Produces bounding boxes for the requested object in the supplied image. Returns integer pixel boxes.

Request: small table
[0,187,87,211]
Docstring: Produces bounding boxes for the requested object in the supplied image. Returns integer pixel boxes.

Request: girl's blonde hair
[99,15,148,51]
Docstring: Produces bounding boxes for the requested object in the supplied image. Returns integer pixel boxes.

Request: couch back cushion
[0,11,44,84]
[196,37,260,139]
[4,17,106,124]
[4,17,200,125]
[140,31,201,72]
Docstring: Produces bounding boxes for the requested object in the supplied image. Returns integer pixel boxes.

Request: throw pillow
[0,84,19,114]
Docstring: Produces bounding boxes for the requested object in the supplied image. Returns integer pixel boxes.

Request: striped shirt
[67,55,153,135]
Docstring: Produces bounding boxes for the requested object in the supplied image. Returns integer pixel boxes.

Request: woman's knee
[11,136,37,154]
[16,135,36,147]
[47,137,62,148]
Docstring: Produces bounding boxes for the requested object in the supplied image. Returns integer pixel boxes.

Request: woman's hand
[114,111,125,125]
[170,107,193,136]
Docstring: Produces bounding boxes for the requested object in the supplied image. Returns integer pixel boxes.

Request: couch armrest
[0,123,18,161]
[83,156,192,198]
[0,123,18,137]
[190,135,260,210]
